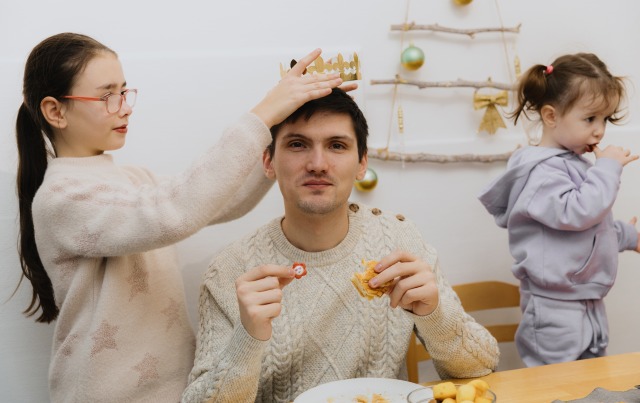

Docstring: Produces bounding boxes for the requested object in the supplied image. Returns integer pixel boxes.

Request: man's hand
[235,264,295,341]
[369,250,439,316]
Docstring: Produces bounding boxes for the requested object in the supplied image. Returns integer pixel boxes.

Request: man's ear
[356,152,368,181]
[262,148,276,180]
[40,96,68,129]
[540,105,557,128]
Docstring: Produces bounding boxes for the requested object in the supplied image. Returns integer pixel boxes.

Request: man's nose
[307,148,329,173]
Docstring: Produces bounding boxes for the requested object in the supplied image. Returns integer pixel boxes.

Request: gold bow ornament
[473,90,508,134]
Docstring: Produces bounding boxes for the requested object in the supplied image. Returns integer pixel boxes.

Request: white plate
[294,378,427,403]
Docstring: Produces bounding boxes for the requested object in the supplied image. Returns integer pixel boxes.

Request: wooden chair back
[406,281,520,383]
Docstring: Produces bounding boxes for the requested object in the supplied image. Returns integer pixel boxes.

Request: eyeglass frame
[62,89,138,114]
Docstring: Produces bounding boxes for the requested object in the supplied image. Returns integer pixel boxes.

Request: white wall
[2,1,639,401]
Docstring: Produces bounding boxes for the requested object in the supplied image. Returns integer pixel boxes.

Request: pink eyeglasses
[63,89,138,114]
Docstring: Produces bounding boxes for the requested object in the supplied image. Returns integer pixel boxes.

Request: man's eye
[289,141,304,148]
[586,117,595,123]
[331,143,346,150]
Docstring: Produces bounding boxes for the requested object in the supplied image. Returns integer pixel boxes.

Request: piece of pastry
[351,259,392,300]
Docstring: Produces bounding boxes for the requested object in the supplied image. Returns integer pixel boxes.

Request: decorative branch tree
[390,22,521,38]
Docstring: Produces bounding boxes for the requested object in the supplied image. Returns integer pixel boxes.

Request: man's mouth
[304,180,331,186]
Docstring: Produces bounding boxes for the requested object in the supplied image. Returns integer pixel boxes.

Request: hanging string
[494,0,531,143]
[397,105,406,167]
[384,0,411,159]
[493,0,514,84]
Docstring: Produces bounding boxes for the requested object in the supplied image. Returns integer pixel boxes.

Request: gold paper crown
[279,52,361,82]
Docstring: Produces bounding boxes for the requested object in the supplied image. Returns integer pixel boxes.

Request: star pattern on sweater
[60,333,80,357]
[75,227,101,256]
[90,320,119,357]
[52,254,79,280]
[162,298,181,331]
[127,259,149,301]
[133,353,160,387]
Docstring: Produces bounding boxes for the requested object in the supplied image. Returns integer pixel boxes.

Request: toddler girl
[478,53,639,366]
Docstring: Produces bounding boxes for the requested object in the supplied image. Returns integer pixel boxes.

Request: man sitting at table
[182,88,500,402]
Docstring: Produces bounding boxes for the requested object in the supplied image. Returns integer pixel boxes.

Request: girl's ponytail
[509,64,549,125]
[15,103,58,323]
[15,33,115,323]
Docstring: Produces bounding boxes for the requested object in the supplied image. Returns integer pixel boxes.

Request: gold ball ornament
[401,45,425,71]
[453,0,473,5]
[354,168,378,192]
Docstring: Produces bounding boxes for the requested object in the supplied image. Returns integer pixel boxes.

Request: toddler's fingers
[630,216,638,226]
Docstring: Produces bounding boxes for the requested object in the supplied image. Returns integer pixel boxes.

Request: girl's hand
[369,250,439,316]
[251,49,351,128]
[235,264,295,341]
[593,145,639,167]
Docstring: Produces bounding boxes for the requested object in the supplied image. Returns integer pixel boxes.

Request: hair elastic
[544,65,554,75]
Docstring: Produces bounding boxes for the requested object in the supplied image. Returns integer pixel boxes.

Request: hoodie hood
[478,146,571,227]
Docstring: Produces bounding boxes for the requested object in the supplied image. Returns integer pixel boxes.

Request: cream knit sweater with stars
[183,204,500,403]
[32,113,273,403]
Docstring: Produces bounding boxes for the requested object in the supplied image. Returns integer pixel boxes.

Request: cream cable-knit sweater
[183,204,500,403]
[32,113,273,403]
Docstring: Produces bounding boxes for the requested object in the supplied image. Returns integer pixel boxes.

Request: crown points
[279,52,361,82]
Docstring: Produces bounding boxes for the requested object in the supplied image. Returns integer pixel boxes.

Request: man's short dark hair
[267,88,368,161]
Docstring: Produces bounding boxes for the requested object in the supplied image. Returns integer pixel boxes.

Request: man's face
[263,111,367,216]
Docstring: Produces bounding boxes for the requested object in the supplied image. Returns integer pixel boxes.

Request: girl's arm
[614,218,640,252]
[526,158,623,231]
[206,158,274,225]
[34,113,270,258]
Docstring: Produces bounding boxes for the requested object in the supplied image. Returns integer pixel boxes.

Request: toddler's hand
[630,217,640,253]
[593,145,639,166]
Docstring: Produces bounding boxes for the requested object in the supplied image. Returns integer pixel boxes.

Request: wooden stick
[370,76,516,91]
[390,22,521,38]
[369,147,516,163]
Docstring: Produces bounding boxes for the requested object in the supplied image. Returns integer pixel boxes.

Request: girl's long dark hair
[16,32,114,323]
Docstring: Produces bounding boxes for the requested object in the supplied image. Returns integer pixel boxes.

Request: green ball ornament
[401,45,425,71]
[354,168,378,192]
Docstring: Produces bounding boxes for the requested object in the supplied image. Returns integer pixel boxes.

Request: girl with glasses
[15,32,349,402]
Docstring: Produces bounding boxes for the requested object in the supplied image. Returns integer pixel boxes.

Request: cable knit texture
[32,113,273,403]
[183,203,499,403]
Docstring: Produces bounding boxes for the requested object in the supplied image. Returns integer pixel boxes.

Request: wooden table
[424,352,640,402]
